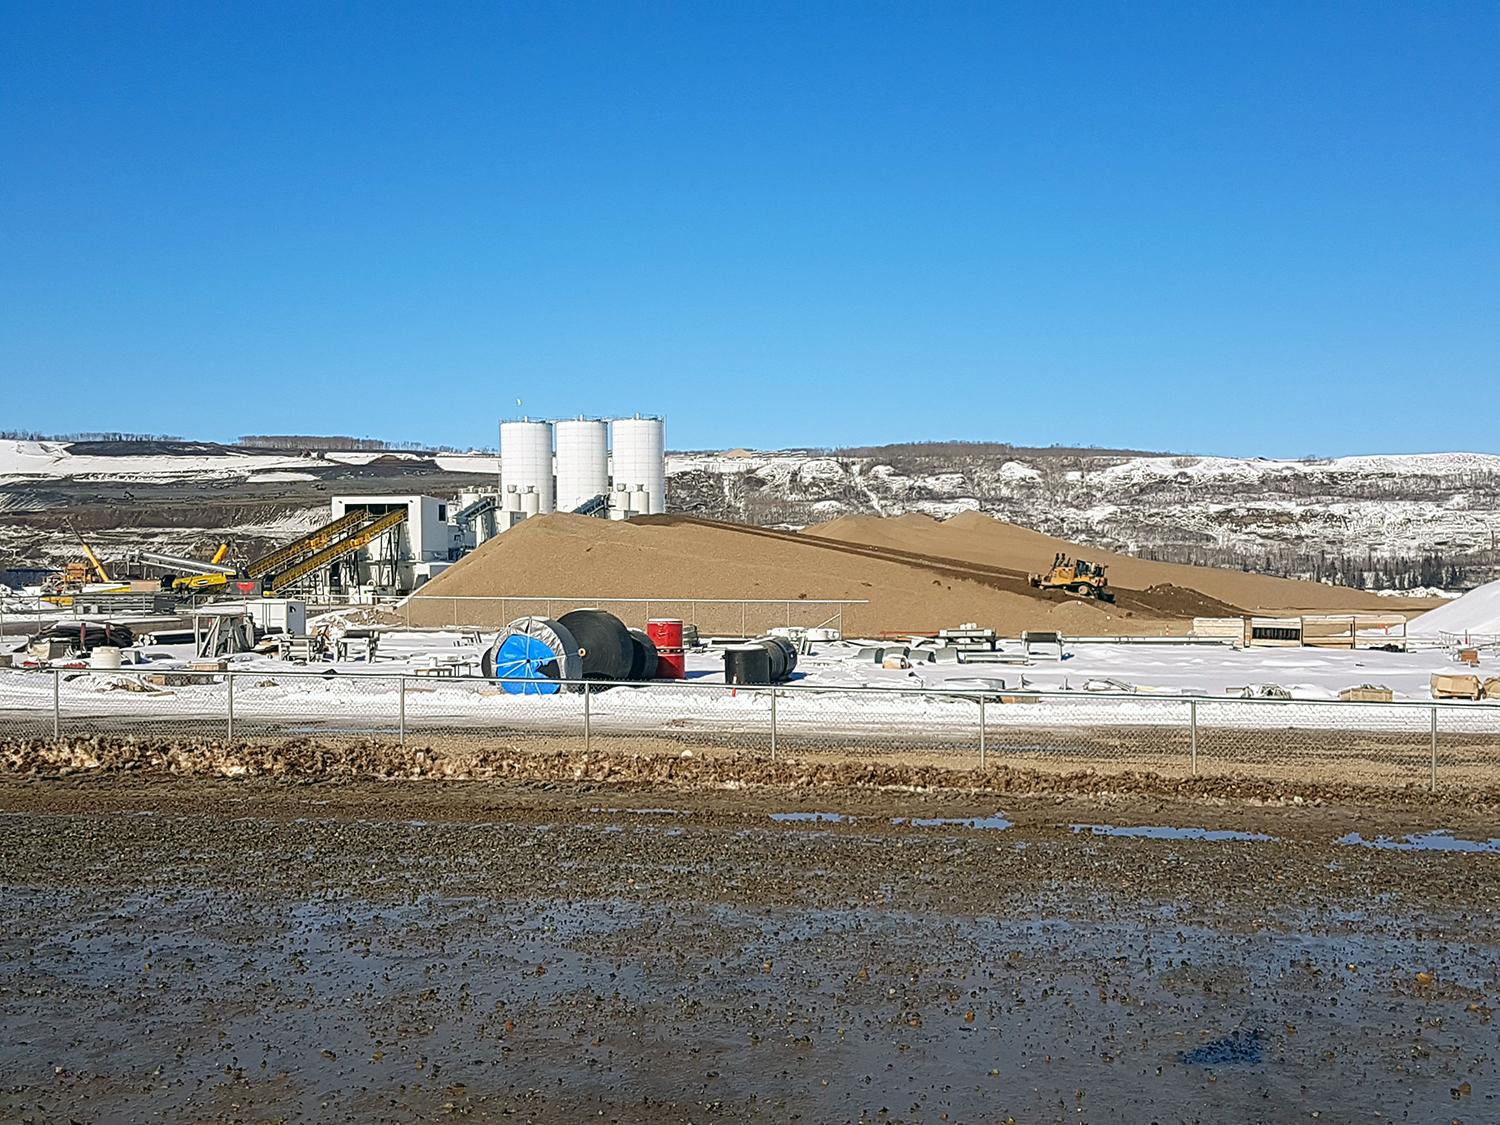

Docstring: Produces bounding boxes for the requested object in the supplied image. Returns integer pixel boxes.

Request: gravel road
[1,775,1496,1123]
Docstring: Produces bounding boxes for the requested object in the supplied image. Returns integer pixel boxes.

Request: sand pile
[807,511,1438,615]
[1408,578,1500,636]
[409,514,1186,635]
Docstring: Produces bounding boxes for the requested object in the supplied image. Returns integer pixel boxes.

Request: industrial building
[326,494,468,592]
[259,415,668,598]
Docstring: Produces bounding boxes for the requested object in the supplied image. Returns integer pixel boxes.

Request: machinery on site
[137,544,242,593]
[40,531,130,604]
[175,543,234,591]
[245,507,409,593]
[1029,554,1115,602]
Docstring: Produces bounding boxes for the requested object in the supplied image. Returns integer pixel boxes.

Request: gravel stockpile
[408,514,1210,634]
[807,510,1442,615]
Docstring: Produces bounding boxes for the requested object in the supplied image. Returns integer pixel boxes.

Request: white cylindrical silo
[610,415,665,516]
[521,488,540,517]
[500,420,555,514]
[554,417,610,513]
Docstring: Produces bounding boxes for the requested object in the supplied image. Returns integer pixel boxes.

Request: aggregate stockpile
[408,514,1239,635]
[806,511,1443,616]
[1407,578,1500,637]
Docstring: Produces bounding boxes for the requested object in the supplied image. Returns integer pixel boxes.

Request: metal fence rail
[2,668,1499,792]
[397,596,867,635]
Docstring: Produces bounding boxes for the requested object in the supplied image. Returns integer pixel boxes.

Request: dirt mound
[7,737,1493,807]
[806,511,1437,615]
[410,513,1185,634]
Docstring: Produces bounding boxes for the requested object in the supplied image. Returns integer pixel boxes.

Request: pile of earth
[408,513,1221,634]
[806,511,1440,616]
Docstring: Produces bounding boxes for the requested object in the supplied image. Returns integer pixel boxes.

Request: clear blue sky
[3,2,1496,455]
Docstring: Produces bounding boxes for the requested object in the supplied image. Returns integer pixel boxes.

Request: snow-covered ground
[3,635,1496,750]
[0,440,309,484]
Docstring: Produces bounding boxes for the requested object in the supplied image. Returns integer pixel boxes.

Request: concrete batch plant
[271,415,666,601]
[498,414,666,525]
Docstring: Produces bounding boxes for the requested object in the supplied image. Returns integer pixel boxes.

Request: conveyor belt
[268,509,408,592]
[246,510,372,579]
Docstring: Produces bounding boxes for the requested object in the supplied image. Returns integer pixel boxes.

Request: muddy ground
[1,771,1497,1124]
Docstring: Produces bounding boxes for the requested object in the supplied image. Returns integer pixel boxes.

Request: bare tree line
[0,431,184,442]
[237,435,493,454]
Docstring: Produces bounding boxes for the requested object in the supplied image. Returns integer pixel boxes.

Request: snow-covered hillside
[3,439,1497,587]
[0,440,501,488]
[666,448,1500,578]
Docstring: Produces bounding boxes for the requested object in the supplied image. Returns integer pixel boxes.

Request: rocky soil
[1,768,1497,1122]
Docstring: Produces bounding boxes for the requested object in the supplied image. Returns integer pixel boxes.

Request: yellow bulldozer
[1029,554,1115,602]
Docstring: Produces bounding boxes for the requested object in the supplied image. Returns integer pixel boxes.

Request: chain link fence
[2,668,1499,791]
[397,596,864,635]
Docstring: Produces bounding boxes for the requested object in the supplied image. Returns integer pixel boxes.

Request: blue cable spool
[485,616,583,694]
[491,631,563,694]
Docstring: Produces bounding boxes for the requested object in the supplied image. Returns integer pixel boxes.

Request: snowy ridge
[0,440,500,485]
[3,439,1496,582]
[666,448,1500,567]
[0,440,308,483]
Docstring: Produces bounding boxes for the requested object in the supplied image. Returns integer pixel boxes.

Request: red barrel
[646,619,683,648]
[646,618,686,680]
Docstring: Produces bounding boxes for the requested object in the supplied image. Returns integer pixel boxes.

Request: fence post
[1430,705,1438,794]
[1189,700,1198,777]
[741,602,747,637]
[583,681,592,752]
[52,669,60,740]
[979,696,987,769]
[770,687,778,761]
[398,675,406,746]
[227,672,235,742]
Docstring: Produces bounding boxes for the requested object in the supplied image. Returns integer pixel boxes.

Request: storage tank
[609,415,665,516]
[554,417,610,513]
[500,420,555,514]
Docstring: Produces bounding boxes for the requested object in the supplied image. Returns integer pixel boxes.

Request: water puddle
[1336,830,1500,854]
[770,811,850,823]
[1073,824,1276,843]
[892,812,1013,831]
[1179,1028,1265,1067]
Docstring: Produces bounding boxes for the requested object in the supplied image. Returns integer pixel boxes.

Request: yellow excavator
[1029,554,1116,602]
